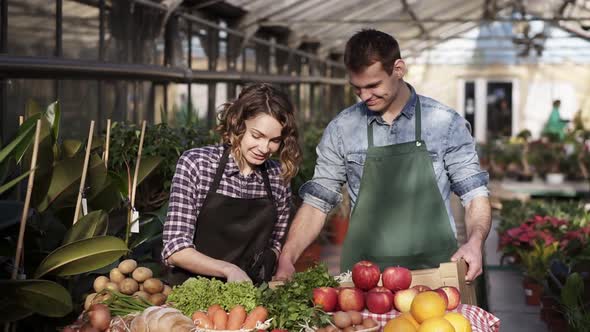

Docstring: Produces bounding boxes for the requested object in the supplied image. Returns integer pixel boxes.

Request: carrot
[192,311,213,329]
[227,305,247,330]
[212,309,228,330]
[207,304,223,318]
[241,306,268,329]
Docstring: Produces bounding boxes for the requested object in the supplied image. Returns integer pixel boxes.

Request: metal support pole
[1,0,7,143]
[55,0,63,104]
[187,14,192,125]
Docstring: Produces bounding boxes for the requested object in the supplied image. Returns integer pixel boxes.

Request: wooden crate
[338,260,476,305]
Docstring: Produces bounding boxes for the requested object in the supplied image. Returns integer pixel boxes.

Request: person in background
[162,83,301,284]
[275,29,491,282]
[542,99,568,141]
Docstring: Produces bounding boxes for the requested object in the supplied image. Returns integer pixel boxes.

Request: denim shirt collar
[367,82,417,124]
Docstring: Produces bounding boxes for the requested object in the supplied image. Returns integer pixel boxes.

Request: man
[275,29,491,281]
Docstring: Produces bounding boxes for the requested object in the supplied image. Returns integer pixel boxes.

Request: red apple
[366,287,394,314]
[352,261,381,291]
[434,288,449,308]
[393,288,419,313]
[411,284,431,292]
[437,286,461,310]
[313,287,339,312]
[338,287,365,312]
[382,266,412,291]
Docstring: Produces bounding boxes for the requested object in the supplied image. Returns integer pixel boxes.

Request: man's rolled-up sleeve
[444,114,490,206]
[300,121,347,214]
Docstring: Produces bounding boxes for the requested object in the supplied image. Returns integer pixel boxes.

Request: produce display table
[360,304,500,332]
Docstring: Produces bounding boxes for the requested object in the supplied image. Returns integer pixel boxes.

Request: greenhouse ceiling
[222,0,590,57]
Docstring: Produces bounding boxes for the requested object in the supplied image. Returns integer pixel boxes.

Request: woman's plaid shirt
[162,145,291,264]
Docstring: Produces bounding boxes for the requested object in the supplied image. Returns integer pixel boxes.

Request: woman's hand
[223,264,252,283]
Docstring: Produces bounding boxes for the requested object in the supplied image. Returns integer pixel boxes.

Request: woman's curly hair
[216,83,302,181]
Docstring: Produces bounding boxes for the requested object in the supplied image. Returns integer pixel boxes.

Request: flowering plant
[499,215,568,255]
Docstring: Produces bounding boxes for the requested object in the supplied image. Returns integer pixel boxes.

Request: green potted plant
[517,240,559,305]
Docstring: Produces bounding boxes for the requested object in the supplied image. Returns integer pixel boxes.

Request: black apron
[168,147,278,285]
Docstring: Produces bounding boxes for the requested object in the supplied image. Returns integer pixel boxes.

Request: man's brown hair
[344,29,401,75]
[216,83,301,181]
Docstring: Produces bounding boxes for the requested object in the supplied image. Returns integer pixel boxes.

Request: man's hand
[223,264,252,283]
[274,254,296,281]
[451,239,483,281]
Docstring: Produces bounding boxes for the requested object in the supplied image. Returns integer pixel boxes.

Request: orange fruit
[399,312,420,329]
[444,312,472,332]
[417,317,456,332]
[410,291,447,323]
[383,317,417,332]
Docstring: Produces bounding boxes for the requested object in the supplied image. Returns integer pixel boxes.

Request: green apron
[340,97,458,272]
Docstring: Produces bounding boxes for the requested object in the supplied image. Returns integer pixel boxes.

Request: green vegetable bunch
[259,264,339,331]
[167,277,259,316]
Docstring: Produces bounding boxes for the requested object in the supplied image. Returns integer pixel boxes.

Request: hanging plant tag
[131,208,140,233]
[82,198,88,216]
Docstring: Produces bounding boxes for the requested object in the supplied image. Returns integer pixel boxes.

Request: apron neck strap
[209,145,275,202]
[367,96,421,147]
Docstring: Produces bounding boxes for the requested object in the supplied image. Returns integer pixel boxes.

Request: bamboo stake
[18,116,24,126]
[126,121,147,245]
[12,120,42,280]
[73,121,95,224]
[130,121,147,208]
[104,119,111,169]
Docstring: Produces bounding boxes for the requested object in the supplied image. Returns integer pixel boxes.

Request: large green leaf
[35,156,84,212]
[34,236,128,278]
[136,156,162,187]
[0,168,32,196]
[0,279,72,320]
[86,154,109,199]
[88,179,122,212]
[62,210,108,245]
[63,139,82,158]
[0,123,35,164]
[46,101,61,143]
[12,113,43,165]
[0,302,33,322]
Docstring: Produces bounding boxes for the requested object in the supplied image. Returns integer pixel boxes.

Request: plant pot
[540,295,560,322]
[546,312,568,332]
[523,277,543,305]
[545,173,565,185]
[330,215,349,245]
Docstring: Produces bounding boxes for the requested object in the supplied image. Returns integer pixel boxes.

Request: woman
[162,83,301,285]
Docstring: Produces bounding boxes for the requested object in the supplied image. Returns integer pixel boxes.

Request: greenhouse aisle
[319,217,549,331]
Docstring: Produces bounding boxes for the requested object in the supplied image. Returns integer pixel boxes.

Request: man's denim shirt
[300,84,489,235]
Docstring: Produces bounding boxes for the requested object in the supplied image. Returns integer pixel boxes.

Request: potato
[105,282,119,292]
[149,293,167,306]
[342,327,356,332]
[118,259,137,274]
[93,276,109,293]
[84,293,97,311]
[361,318,378,329]
[133,290,150,301]
[143,278,164,294]
[347,311,362,325]
[119,278,139,295]
[132,267,153,282]
[139,283,144,292]
[109,268,125,283]
[162,284,172,296]
[333,312,352,329]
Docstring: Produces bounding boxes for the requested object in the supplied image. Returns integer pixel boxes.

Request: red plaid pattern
[360,304,500,332]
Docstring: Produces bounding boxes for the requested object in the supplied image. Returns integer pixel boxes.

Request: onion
[87,303,111,331]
